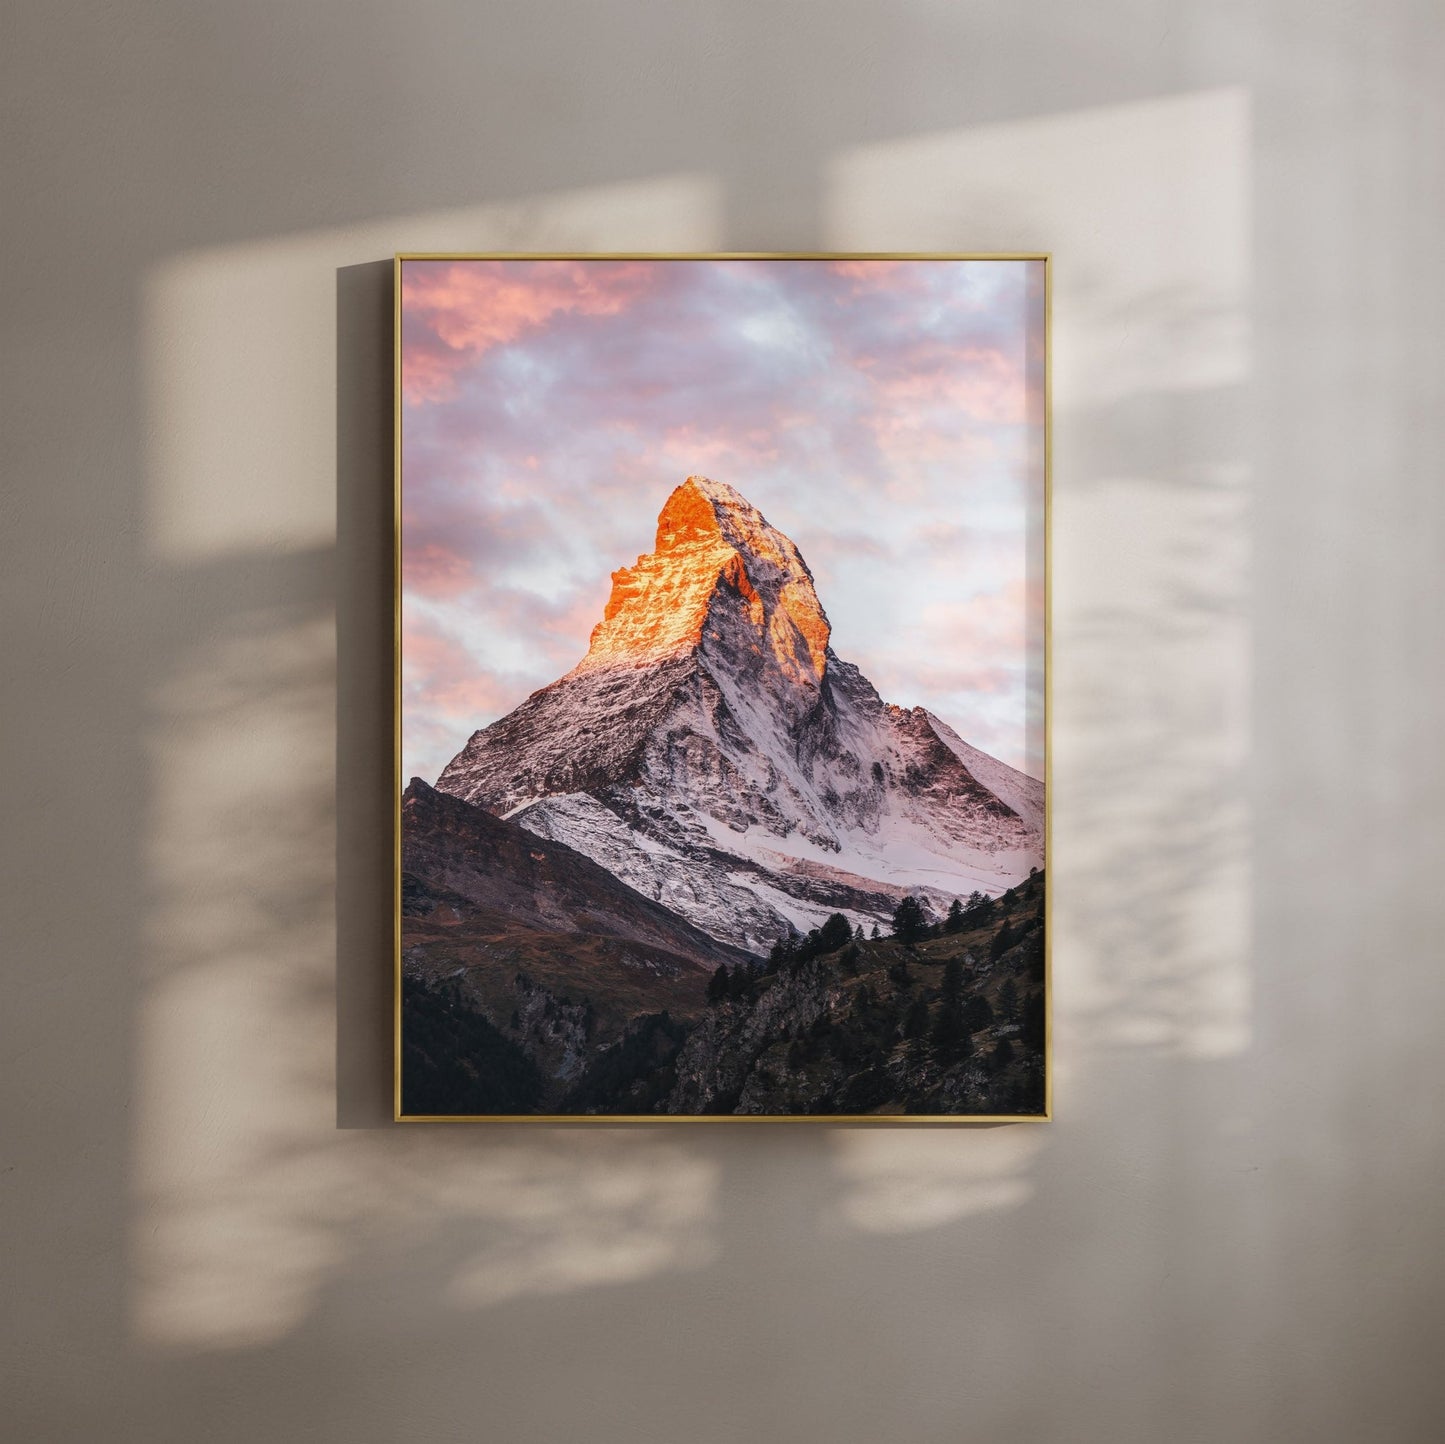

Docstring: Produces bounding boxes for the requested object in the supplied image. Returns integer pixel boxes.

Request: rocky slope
[400,781,746,1113]
[402,777,749,972]
[435,476,1043,953]
[400,874,713,1112]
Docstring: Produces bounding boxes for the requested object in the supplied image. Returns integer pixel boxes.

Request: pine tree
[967,891,996,926]
[931,957,969,1061]
[999,978,1019,1022]
[817,912,854,953]
[707,965,730,1003]
[989,920,1016,961]
[941,956,964,1001]
[903,997,930,1039]
[931,997,970,1060]
[892,895,926,945]
[961,994,994,1034]
[945,899,965,934]
[1020,996,1045,1052]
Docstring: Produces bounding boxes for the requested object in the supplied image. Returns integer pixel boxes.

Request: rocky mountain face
[435,476,1043,954]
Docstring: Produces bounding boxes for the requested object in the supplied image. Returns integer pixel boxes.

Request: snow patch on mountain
[924,711,1045,833]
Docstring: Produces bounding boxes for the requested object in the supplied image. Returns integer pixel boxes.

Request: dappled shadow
[20,5,1443,1440]
[827,90,1255,1064]
[126,87,1260,1443]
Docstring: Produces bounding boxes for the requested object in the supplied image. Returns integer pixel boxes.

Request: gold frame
[393,252,1052,1124]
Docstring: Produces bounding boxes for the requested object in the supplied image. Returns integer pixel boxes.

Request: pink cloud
[404,542,477,601]
[400,489,555,579]
[872,345,1026,427]
[855,575,1033,693]
[402,622,518,722]
[807,530,892,562]
[402,578,616,757]
[873,426,1002,491]
[922,578,1032,659]
[650,422,784,473]
[913,521,1022,563]
[401,259,655,405]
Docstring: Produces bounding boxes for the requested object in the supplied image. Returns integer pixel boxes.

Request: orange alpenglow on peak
[576,476,832,683]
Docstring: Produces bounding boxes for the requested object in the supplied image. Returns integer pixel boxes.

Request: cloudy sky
[401,256,1045,786]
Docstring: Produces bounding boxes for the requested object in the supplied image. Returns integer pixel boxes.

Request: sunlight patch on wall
[137,614,343,1350]
[825,1128,1047,1235]
[436,1137,720,1311]
[142,173,723,562]
[826,89,1253,1060]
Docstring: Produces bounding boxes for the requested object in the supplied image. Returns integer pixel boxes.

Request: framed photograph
[395,253,1049,1121]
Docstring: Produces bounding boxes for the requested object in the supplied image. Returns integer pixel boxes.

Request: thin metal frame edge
[391,251,1053,1126]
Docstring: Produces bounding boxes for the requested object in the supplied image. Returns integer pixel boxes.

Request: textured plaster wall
[3,4,1441,1442]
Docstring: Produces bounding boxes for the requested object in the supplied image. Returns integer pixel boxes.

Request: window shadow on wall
[18,4,1383,1438]
[119,92,1265,1444]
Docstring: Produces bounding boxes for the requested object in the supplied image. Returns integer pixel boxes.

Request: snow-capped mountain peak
[435,477,1041,953]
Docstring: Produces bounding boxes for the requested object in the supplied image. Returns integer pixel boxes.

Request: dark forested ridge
[400,973,546,1116]
[400,869,1046,1117]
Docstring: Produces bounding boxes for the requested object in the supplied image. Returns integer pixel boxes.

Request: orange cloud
[826,259,905,280]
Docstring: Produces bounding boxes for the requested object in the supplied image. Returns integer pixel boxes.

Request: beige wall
[4,4,1441,1440]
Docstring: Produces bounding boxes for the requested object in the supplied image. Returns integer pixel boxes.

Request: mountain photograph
[397,257,1047,1118]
